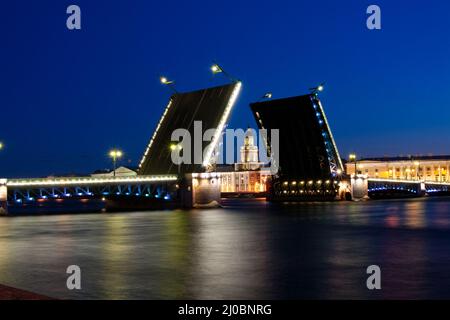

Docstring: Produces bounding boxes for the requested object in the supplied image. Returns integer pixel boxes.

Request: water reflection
[403,200,427,229]
[191,209,270,299]
[0,197,449,299]
[100,215,130,299]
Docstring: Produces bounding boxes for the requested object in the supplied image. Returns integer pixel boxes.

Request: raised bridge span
[1,82,242,215]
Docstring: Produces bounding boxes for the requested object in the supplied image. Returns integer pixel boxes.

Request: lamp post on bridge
[109,149,123,177]
[309,83,325,95]
[210,63,237,82]
[349,153,357,176]
[160,76,178,94]
[170,143,182,176]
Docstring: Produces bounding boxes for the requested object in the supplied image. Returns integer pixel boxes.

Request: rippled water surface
[1,197,450,299]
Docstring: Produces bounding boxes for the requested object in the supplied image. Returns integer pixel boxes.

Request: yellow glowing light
[170,144,182,151]
[211,64,222,74]
[160,76,174,85]
[109,150,123,158]
[349,154,356,161]
[0,142,3,150]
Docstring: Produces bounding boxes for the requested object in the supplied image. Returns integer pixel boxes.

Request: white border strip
[203,81,242,167]
[138,99,174,169]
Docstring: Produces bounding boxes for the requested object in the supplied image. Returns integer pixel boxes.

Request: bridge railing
[5,175,178,188]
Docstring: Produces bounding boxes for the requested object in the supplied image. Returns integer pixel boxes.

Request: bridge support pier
[0,179,8,215]
[191,173,221,208]
[351,174,369,201]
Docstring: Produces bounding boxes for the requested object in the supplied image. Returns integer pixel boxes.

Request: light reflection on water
[0,197,450,299]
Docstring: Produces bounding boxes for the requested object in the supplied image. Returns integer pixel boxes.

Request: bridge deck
[5,175,177,188]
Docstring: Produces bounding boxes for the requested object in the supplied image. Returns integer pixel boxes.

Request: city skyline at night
[4,1,450,306]
[2,0,450,178]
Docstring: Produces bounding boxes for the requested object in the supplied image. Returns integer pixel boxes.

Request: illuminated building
[346,155,450,182]
[218,129,271,194]
[91,166,137,178]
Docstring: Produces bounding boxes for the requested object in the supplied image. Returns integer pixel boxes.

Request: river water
[0,197,450,299]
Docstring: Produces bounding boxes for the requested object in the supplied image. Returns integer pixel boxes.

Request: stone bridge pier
[351,174,369,200]
[191,173,221,208]
[0,179,8,215]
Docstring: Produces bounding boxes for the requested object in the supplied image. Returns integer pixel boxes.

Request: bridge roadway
[0,175,180,215]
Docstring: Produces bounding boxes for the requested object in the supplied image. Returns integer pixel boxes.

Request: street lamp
[160,76,178,93]
[262,92,272,99]
[211,64,222,74]
[169,143,181,151]
[309,83,325,95]
[169,143,182,175]
[0,142,3,150]
[349,153,357,176]
[210,63,235,82]
[109,149,123,177]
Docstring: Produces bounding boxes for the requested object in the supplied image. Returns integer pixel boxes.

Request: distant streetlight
[109,149,123,177]
[309,83,325,95]
[349,153,357,176]
[169,143,182,175]
[262,92,272,99]
[210,63,235,82]
[169,143,182,151]
[160,76,178,93]
[0,142,3,150]
[160,76,173,85]
[211,64,222,74]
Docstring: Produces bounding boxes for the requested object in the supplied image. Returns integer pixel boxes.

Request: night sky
[2,0,450,178]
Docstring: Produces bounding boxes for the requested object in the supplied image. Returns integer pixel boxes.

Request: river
[0,197,450,299]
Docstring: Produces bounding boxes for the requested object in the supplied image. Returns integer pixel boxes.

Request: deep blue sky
[1,0,450,177]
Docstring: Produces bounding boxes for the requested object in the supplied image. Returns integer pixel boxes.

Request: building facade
[219,170,271,193]
[218,129,271,193]
[346,156,450,182]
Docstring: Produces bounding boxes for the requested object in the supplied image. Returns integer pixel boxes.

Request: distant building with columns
[346,155,450,182]
[218,129,271,194]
